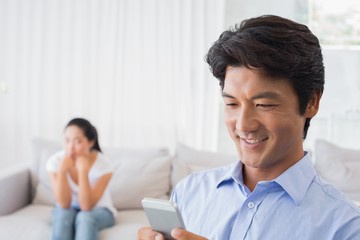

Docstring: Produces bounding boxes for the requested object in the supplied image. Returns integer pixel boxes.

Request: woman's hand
[50,154,74,208]
[75,154,91,173]
[59,155,75,173]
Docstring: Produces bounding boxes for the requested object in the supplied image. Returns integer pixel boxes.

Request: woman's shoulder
[46,150,65,172]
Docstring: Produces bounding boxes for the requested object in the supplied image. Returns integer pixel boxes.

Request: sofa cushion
[171,142,237,188]
[0,205,52,240]
[0,204,149,240]
[314,139,360,202]
[100,209,149,240]
[31,138,171,210]
[106,147,171,210]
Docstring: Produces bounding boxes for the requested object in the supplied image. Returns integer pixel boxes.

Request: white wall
[224,0,299,28]
[306,48,360,150]
[1,0,359,168]
[0,0,225,168]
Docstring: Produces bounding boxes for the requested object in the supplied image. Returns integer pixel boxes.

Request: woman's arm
[48,156,73,208]
[76,155,112,211]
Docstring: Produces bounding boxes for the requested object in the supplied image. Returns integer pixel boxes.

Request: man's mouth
[241,137,268,144]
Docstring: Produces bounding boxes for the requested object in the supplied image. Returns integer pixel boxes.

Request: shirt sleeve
[96,153,114,176]
[170,185,179,203]
[46,150,64,172]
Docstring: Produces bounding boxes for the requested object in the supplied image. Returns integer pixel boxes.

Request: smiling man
[137,15,360,240]
[221,66,318,193]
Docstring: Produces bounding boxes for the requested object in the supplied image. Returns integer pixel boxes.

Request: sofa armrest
[0,164,32,216]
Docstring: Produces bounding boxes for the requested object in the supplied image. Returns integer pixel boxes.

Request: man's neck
[242,158,303,192]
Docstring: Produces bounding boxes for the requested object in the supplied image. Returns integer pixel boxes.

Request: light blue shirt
[171,153,360,240]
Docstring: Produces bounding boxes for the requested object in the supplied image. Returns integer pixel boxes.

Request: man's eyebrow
[250,91,281,100]
[222,92,235,98]
[222,91,281,100]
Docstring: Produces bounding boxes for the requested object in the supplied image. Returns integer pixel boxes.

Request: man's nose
[235,106,259,134]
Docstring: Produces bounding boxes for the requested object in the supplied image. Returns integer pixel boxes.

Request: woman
[46,118,116,240]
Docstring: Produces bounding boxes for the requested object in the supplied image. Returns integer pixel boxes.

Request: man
[138,15,360,240]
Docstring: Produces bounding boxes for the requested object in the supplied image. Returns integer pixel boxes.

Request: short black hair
[205,15,325,139]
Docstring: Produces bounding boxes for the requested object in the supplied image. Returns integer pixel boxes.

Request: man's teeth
[244,138,266,144]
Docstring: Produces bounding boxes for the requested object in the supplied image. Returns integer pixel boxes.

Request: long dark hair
[65,118,102,152]
[205,15,325,139]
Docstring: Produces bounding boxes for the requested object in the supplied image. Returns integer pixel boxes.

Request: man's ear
[304,90,322,118]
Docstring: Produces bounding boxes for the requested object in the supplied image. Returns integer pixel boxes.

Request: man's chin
[239,155,264,168]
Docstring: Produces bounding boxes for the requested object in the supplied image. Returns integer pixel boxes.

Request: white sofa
[0,139,359,240]
[0,139,237,240]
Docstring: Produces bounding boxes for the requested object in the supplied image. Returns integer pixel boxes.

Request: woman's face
[64,125,94,159]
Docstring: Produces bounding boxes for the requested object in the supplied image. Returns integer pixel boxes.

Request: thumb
[171,228,207,240]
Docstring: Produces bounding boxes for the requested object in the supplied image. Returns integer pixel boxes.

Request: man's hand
[171,228,208,240]
[137,227,208,240]
[137,226,165,240]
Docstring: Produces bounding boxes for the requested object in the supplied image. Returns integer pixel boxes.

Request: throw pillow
[105,147,171,210]
[314,139,360,202]
[171,142,237,188]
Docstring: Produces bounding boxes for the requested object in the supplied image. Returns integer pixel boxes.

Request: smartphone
[141,197,186,240]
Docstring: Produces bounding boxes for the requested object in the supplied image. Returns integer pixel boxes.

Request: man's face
[223,66,317,176]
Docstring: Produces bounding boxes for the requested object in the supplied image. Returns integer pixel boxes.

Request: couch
[0,139,359,240]
[0,139,237,240]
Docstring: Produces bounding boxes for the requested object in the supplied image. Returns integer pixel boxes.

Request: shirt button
[248,202,255,209]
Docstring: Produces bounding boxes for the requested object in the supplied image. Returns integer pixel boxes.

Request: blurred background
[1,0,359,168]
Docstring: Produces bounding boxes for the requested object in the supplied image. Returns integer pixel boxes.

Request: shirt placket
[229,187,269,240]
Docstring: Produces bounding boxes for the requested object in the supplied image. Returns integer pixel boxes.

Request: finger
[137,226,165,240]
[171,228,207,240]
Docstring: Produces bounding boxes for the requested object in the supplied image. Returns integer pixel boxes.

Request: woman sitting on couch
[46,118,116,240]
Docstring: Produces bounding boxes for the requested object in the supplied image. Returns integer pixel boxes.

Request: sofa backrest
[31,138,238,210]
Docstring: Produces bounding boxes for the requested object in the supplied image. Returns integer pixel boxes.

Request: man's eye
[225,103,237,107]
[256,104,276,109]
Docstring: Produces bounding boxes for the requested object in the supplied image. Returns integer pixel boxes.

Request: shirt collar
[216,161,244,188]
[216,152,316,205]
[273,152,316,205]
